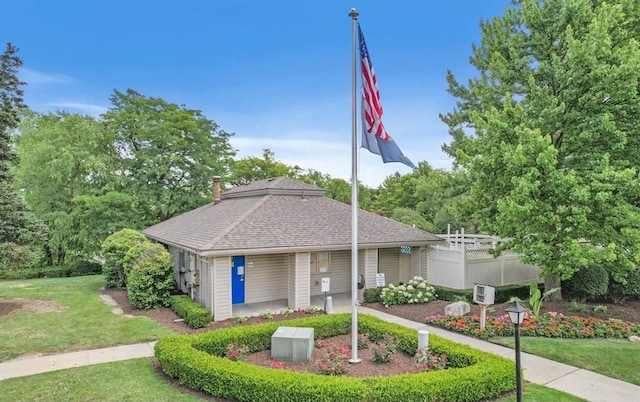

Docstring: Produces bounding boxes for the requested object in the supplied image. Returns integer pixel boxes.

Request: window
[310,251,330,274]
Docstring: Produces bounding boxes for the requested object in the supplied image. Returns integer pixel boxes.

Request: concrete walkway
[1,303,639,402]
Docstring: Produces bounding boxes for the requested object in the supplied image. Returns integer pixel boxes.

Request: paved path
[1,306,639,402]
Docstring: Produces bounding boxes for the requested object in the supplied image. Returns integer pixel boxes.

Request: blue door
[232,256,245,304]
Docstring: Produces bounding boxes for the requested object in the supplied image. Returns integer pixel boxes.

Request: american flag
[358,23,390,142]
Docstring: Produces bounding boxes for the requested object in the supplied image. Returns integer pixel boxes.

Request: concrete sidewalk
[0,341,157,381]
[1,306,639,402]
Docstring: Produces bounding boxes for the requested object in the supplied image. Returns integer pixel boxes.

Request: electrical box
[271,327,314,362]
[473,284,495,305]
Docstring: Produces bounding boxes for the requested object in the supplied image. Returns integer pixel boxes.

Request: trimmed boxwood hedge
[155,314,515,401]
[170,295,211,329]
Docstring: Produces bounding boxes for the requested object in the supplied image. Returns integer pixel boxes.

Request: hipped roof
[143,176,443,256]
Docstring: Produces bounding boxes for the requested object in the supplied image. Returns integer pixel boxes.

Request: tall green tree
[103,89,236,224]
[15,111,121,264]
[229,148,302,186]
[0,43,46,269]
[441,0,640,298]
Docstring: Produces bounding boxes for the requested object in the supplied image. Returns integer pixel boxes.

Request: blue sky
[3,0,511,187]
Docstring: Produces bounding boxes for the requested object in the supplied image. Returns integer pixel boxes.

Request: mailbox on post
[473,283,495,305]
[473,284,495,330]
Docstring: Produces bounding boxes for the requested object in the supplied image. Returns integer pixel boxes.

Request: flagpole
[348,6,361,364]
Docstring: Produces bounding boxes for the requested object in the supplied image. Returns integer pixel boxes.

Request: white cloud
[221,94,455,188]
[21,68,74,85]
[47,102,108,116]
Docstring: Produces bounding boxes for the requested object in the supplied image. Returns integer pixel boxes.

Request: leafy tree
[391,207,437,232]
[101,228,150,288]
[103,89,236,224]
[441,0,640,299]
[229,148,302,186]
[15,111,117,263]
[0,43,46,269]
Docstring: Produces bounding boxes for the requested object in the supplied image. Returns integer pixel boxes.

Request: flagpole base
[348,358,362,364]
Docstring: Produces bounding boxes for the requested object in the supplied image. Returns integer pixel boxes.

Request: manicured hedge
[155,314,515,401]
[433,284,530,303]
[170,295,211,329]
[0,261,102,279]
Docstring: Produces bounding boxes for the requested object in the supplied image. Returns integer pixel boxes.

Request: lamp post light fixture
[505,301,527,402]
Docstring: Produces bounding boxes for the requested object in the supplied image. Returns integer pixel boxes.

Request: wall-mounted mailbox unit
[473,283,495,305]
[271,327,314,362]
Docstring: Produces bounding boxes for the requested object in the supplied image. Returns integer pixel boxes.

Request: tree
[15,111,121,264]
[441,0,640,299]
[0,43,46,269]
[103,89,236,224]
[229,148,302,186]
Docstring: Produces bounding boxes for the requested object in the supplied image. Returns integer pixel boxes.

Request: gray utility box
[271,326,314,362]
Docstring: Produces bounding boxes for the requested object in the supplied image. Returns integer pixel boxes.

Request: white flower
[406,285,414,291]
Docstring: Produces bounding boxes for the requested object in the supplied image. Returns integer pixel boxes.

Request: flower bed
[427,312,640,339]
[155,313,515,401]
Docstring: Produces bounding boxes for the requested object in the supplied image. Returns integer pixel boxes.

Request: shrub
[0,260,103,280]
[371,336,396,363]
[155,314,515,402]
[433,284,529,303]
[170,295,211,329]
[380,276,437,308]
[608,268,640,303]
[225,343,250,361]
[126,243,174,309]
[562,265,609,301]
[316,344,350,375]
[101,229,150,288]
[362,287,382,303]
[414,346,448,372]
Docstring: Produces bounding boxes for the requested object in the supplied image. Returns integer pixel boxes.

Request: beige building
[143,176,443,321]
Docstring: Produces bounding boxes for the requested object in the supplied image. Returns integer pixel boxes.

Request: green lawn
[0,357,583,402]
[494,383,587,402]
[0,275,175,362]
[0,276,620,401]
[0,358,206,402]
[491,336,640,386]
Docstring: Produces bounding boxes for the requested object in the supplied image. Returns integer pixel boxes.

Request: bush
[155,314,515,402]
[380,276,437,308]
[608,268,640,303]
[433,284,529,303]
[362,288,382,303]
[170,295,211,328]
[126,243,174,309]
[562,265,609,301]
[101,229,150,288]
[0,260,102,279]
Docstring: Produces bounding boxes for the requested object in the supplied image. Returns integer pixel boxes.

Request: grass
[0,275,175,362]
[493,383,587,402]
[0,276,624,401]
[0,358,204,402]
[0,358,585,402]
[492,336,640,386]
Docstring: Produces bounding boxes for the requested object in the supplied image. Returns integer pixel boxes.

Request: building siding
[379,247,400,286]
[289,252,310,310]
[310,250,350,296]
[213,256,231,321]
[364,249,378,289]
[245,254,289,303]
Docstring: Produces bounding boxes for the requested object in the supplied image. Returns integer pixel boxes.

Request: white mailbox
[473,284,495,305]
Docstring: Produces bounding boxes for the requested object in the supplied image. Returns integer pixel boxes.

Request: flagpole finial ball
[349,8,359,18]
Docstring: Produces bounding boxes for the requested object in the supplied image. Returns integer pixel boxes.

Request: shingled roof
[143,176,443,256]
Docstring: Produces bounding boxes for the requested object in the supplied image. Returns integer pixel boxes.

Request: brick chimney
[213,176,221,204]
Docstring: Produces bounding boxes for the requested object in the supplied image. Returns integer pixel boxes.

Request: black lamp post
[505,301,527,402]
